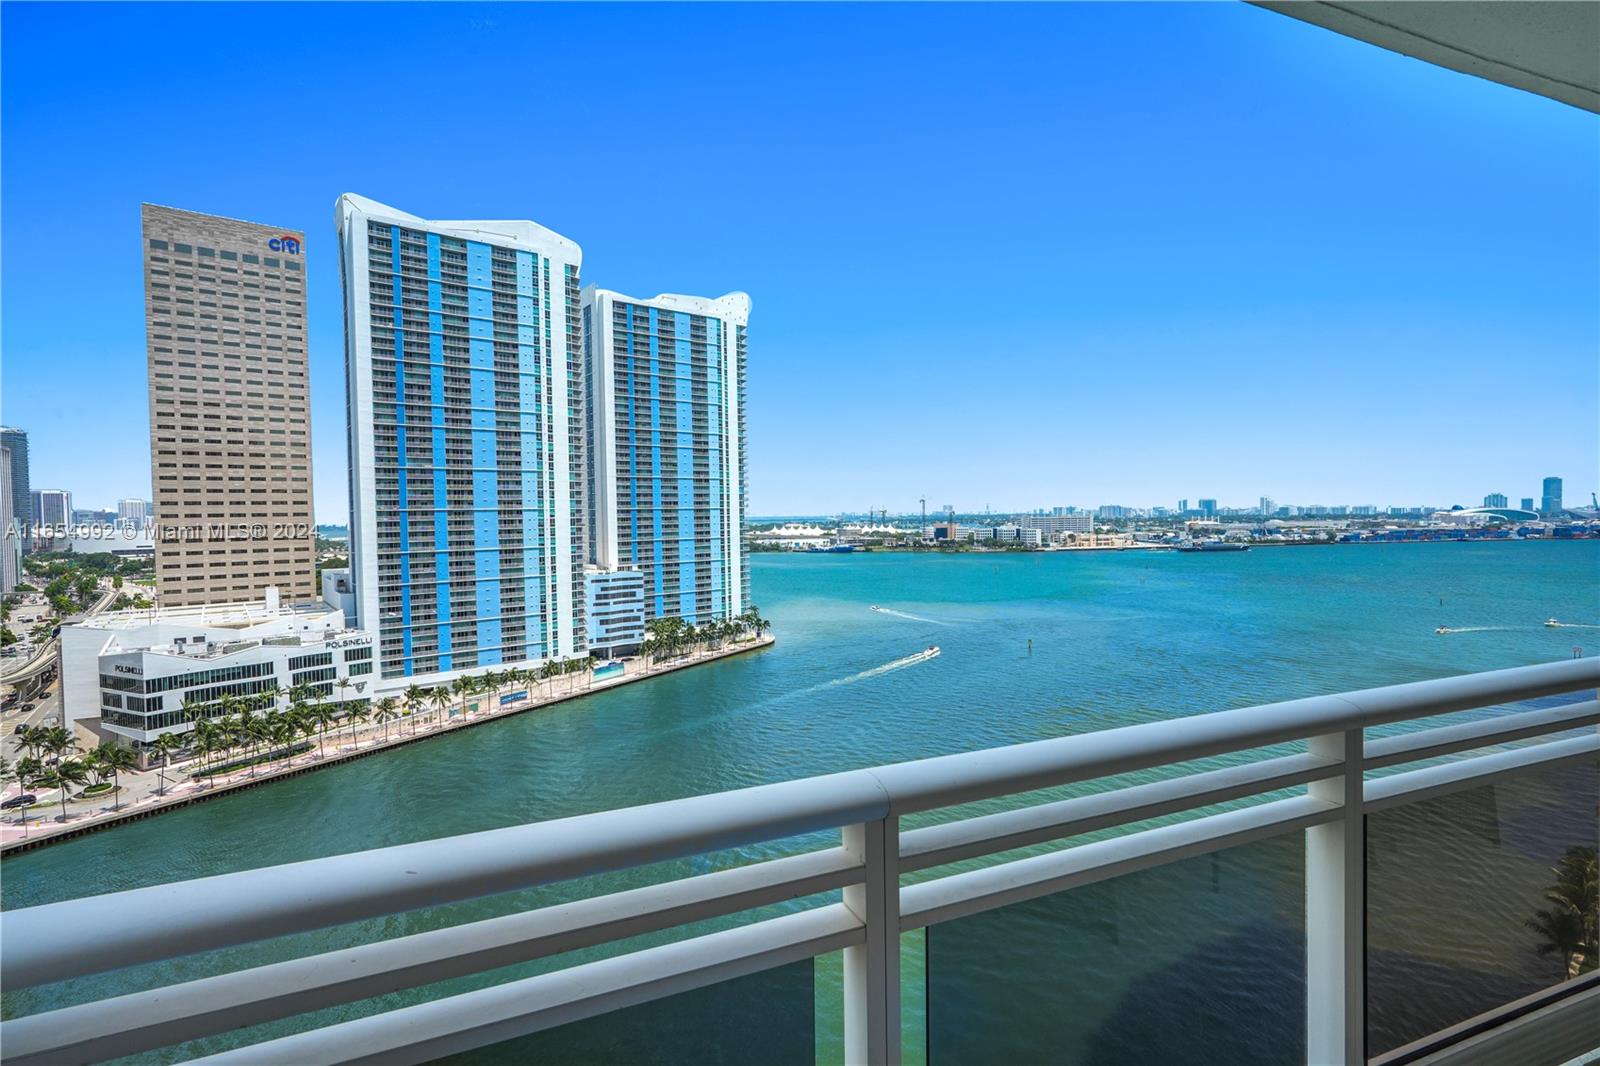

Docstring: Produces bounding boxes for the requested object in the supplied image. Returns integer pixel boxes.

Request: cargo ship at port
[1176,539,1250,553]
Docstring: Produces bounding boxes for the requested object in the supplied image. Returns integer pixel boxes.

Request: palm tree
[373,697,400,742]
[37,758,88,823]
[150,731,183,796]
[94,743,138,811]
[429,686,453,728]
[1527,845,1599,980]
[1,756,28,834]
[11,755,43,831]
[235,696,269,776]
[181,697,211,740]
[16,724,48,762]
[335,676,356,717]
[343,701,371,748]
[191,719,223,783]
[404,684,428,732]
[452,674,477,718]
[82,745,111,788]
[292,708,319,762]
[266,713,297,766]
[40,725,79,762]
[244,705,275,777]
[311,698,338,758]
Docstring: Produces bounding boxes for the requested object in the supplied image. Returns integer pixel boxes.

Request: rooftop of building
[70,592,339,634]
[582,285,751,322]
[335,193,581,263]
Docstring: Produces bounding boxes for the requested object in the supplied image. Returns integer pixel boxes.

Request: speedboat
[870,605,883,612]
[1435,626,1451,635]
[1546,618,1561,627]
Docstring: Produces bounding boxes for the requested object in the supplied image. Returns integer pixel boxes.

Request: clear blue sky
[3,2,1596,520]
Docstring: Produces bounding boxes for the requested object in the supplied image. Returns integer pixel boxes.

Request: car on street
[1,793,36,809]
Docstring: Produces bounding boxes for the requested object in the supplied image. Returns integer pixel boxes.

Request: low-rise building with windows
[58,588,373,763]
[584,567,646,659]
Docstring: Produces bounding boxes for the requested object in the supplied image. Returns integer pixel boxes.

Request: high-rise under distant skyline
[117,498,151,525]
[0,445,18,593]
[141,203,316,606]
[32,488,71,528]
[1541,476,1563,514]
[0,427,30,553]
[1483,493,1508,509]
[337,194,587,688]
[583,286,750,624]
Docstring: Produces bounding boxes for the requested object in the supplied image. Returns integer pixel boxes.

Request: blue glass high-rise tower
[337,195,586,689]
[582,288,750,626]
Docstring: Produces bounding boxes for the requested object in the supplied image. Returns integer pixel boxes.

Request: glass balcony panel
[1366,758,1599,1058]
[432,958,814,1065]
[925,833,1305,1065]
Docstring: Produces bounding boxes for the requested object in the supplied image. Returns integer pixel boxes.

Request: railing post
[1306,730,1365,1065]
[843,817,900,1065]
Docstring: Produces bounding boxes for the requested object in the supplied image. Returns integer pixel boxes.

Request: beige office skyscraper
[141,204,316,606]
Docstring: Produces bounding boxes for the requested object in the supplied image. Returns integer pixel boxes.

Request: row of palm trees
[639,606,769,665]
[162,659,601,785]
[1,610,773,822]
[398,655,598,731]
[6,725,140,823]
[176,685,389,783]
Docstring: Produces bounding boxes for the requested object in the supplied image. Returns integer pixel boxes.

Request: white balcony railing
[1,658,1597,1064]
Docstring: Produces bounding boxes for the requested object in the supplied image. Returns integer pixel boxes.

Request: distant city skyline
[14,476,1586,526]
[2,4,1595,519]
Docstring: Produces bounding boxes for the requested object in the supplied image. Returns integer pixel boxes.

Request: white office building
[582,287,749,625]
[336,194,587,694]
[117,498,151,526]
[1017,513,1094,536]
[59,590,372,763]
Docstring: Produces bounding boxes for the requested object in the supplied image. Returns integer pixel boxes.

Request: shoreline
[0,634,775,857]
[755,537,1593,557]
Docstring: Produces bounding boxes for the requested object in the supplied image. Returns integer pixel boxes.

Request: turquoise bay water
[3,542,1597,1060]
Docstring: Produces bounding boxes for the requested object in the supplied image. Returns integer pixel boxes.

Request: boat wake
[1434,626,1516,635]
[1546,619,1600,629]
[828,647,941,686]
[869,606,950,626]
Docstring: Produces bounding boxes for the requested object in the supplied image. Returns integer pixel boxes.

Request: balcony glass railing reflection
[0,660,1594,1065]
[1367,758,1598,1058]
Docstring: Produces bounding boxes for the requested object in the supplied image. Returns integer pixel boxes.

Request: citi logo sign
[268,235,302,254]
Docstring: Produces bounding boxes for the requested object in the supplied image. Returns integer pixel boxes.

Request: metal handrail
[1,657,1595,1066]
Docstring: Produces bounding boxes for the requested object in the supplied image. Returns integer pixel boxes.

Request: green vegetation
[21,550,152,618]
[1526,845,1599,980]
[1,619,773,826]
[640,606,769,665]
[188,742,315,780]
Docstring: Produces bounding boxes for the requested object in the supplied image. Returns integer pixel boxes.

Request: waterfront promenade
[0,634,774,853]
